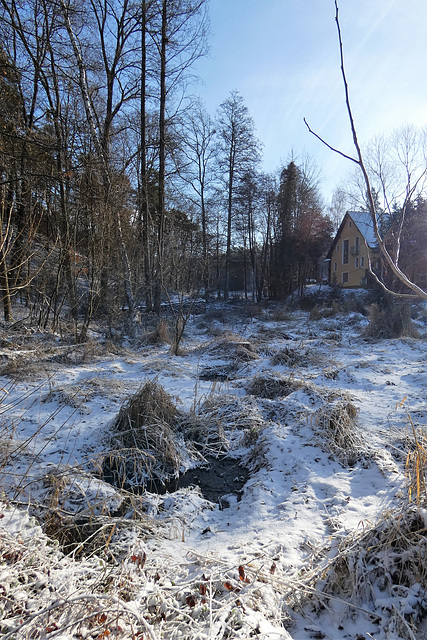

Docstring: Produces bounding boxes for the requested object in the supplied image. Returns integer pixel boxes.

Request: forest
[0,0,341,340]
[1,0,427,343]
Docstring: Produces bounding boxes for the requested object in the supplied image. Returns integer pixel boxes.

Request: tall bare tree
[217,90,261,300]
[175,101,217,297]
[148,0,208,312]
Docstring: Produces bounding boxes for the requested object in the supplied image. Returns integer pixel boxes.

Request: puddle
[149,455,250,508]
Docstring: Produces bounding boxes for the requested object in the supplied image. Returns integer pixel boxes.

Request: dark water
[148,455,250,507]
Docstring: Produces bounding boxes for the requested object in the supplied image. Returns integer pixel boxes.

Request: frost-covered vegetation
[1,290,427,639]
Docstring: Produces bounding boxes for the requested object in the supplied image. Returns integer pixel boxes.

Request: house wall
[330,215,372,288]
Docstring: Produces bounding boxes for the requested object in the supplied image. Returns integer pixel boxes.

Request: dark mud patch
[198,364,237,381]
[149,455,250,508]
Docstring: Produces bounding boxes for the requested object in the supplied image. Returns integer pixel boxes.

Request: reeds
[315,397,362,465]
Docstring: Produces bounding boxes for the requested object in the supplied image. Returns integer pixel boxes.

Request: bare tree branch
[305,1,427,300]
[303,118,358,165]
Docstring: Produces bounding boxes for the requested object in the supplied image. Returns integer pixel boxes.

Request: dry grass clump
[309,300,342,321]
[41,497,155,558]
[255,326,294,341]
[269,306,293,322]
[406,434,427,505]
[43,378,136,408]
[194,332,259,363]
[198,362,237,381]
[204,306,228,324]
[0,506,159,639]
[0,355,53,380]
[144,318,170,344]
[399,399,427,505]
[290,507,427,639]
[0,341,107,380]
[363,302,420,339]
[246,373,305,399]
[200,394,266,447]
[105,380,184,486]
[205,332,259,362]
[114,379,180,431]
[270,345,328,369]
[315,398,364,465]
[43,383,94,410]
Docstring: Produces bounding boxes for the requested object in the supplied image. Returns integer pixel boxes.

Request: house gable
[326,211,378,288]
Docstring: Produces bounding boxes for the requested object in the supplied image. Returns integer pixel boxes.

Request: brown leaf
[238,565,245,581]
[45,623,59,633]
[186,594,197,608]
[130,552,147,568]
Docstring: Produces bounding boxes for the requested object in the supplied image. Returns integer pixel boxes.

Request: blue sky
[193,0,427,203]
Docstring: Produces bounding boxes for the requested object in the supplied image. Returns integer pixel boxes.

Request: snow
[0,296,426,639]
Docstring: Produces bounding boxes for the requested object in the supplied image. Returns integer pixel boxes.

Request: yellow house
[326,211,379,288]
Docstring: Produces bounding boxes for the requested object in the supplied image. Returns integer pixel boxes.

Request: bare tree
[149,0,208,312]
[60,0,139,330]
[305,1,427,300]
[175,101,217,297]
[217,90,261,300]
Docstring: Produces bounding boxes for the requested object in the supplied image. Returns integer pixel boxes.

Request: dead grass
[200,394,266,448]
[43,377,137,407]
[104,380,189,487]
[35,465,159,557]
[364,302,420,339]
[270,344,329,368]
[309,300,342,321]
[269,307,293,322]
[288,506,427,640]
[246,373,305,399]
[144,319,170,345]
[315,398,364,465]
[397,398,427,505]
[201,332,259,362]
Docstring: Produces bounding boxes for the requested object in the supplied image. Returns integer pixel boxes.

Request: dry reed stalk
[399,397,427,505]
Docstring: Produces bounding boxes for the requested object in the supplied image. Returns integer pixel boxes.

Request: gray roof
[347,210,377,247]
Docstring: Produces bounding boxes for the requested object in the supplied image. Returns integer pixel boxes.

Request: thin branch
[303,118,358,165]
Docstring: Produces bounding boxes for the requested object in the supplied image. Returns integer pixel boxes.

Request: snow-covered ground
[1,294,426,639]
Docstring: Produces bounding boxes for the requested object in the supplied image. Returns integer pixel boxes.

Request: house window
[355,236,360,254]
[334,262,337,272]
[342,239,349,264]
[342,272,349,283]
[336,245,339,252]
[355,257,359,267]
[360,256,365,267]
[349,220,352,227]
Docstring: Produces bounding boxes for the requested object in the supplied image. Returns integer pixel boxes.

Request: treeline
[0,0,333,338]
